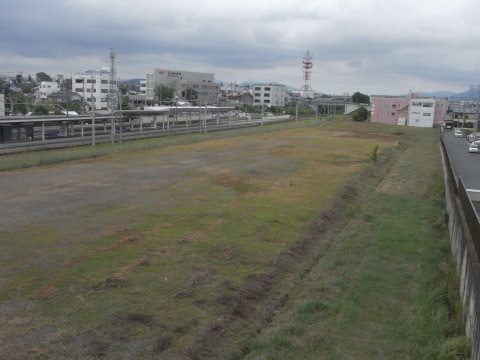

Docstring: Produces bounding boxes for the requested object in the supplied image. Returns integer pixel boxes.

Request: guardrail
[458,177,480,260]
[439,135,458,194]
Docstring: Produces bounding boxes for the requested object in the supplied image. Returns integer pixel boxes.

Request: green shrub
[352,106,369,121]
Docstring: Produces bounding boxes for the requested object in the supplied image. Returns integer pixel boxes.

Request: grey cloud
[1,0,480,94]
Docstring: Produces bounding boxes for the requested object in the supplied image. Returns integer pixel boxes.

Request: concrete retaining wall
[441,139,480,359]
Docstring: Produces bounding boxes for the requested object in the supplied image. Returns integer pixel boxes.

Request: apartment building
[371,93,448,127]
[71,68,117,111]
[145,69,220,104]
[253,83,287,107]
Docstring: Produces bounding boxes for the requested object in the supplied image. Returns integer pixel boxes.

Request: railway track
[0,116,297,155]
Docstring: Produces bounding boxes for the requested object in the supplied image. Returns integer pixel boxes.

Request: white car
[468,143,479,153]
[454,129,463,137]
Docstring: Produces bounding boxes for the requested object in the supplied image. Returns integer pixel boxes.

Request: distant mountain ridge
[121,79,143,85]
[446,89,478,99]
[402,89,476,99]
[417,90,457,98]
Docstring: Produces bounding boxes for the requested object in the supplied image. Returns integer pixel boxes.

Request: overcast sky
[1,0,479,95]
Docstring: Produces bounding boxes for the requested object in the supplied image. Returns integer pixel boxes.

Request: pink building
[371,95,410,126]
[371,93,448,128]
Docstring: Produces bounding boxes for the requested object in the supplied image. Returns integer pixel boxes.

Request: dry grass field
[0,118,459,359]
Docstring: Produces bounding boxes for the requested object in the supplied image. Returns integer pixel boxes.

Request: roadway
[442,130,480,190]
[442,129,480,216]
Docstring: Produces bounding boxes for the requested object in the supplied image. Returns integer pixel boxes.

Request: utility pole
[108,49,119,144]
[91,77,95,146]
[473,85,480,141]
[64,77,70,117]
[82,77,86,115]
[118,92,122,144]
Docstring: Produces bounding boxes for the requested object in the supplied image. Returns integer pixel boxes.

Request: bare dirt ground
[0,125,397,359]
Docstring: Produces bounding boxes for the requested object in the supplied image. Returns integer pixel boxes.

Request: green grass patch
[244,126,467,360]
[2,118,459,359]
[0,118,326,171]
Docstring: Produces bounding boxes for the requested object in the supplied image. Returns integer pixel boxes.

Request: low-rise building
[253,83,287,107]
[371,93,448,127]
[145,69,220,105]
[47,91,83,103]
[35,81,60,102]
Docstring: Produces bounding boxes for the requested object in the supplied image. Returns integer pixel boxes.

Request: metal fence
[458,177,480,260]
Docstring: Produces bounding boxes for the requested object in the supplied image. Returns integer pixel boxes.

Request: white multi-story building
[252,83,287,107]
[145,69,220,104]
[36,81,59,101]
[408,99,436,127]
[71,68,117,111]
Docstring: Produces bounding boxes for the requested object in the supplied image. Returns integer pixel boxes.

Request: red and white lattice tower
[300,50,313,92]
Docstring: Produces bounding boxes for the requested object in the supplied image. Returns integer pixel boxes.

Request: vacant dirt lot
[0,121,400,359]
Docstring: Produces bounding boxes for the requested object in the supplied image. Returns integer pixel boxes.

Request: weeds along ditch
[0,117,465,359]
[240,125,468,360]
